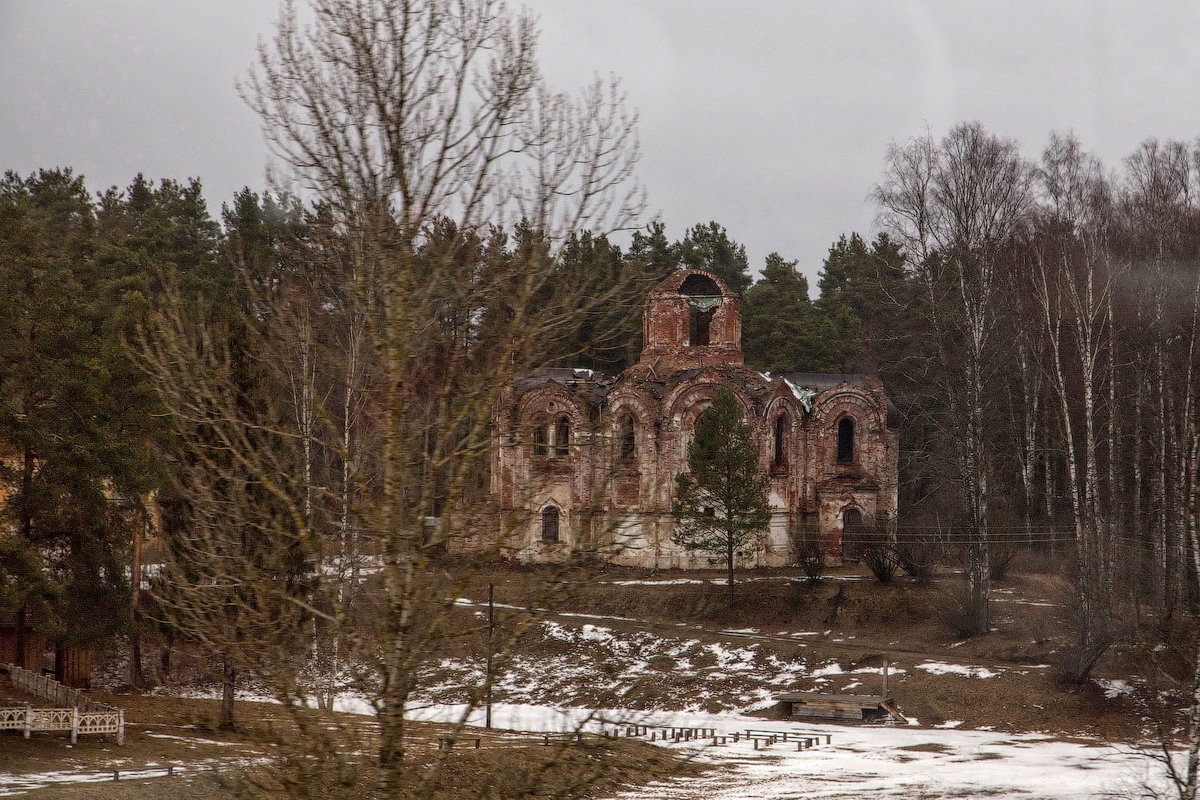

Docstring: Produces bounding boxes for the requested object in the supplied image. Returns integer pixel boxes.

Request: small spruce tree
[672,388,771,608]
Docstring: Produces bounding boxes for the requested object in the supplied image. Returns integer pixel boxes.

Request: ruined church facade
[490,270,899,568]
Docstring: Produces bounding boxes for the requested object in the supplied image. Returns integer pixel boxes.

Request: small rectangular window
[541,506,560,543]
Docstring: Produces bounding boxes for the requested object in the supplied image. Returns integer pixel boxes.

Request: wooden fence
[1,663,124,744]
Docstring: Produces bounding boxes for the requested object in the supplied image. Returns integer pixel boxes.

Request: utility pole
[485,583,494,729]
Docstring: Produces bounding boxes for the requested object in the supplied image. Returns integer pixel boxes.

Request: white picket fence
[1,664,124,744]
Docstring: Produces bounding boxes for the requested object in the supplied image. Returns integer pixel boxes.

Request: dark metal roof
[514,367,607,391]
[773,372,870,391]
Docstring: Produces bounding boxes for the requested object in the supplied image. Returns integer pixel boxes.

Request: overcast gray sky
[4,1,1200,284]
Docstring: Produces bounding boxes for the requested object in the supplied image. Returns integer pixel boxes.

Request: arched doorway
[841,508,867,561]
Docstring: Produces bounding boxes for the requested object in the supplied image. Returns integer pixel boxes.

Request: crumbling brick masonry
[490,270,899,567]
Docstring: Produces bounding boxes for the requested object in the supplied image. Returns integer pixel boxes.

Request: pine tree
[626,221,679,283]
[550,231,635,373]
[0,169,164,680]
[742,252,828,372]
[815,232,912,377]
[672,388,771,608]
[677,221,752,293]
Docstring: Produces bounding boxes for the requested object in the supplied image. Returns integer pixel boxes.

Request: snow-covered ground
[95,610,1152,798]
[404,702,1154,800]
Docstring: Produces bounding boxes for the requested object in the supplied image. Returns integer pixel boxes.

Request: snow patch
[915,661,999,679]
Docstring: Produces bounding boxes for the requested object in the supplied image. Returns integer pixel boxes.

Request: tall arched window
[618,415,636,461]
[541,505,560,543]
[532,420,548,456]
[688,307,714,346]
[554,416,570,457]
[773,416,787,467]
[680,274,721,347]
[837,417,855,464]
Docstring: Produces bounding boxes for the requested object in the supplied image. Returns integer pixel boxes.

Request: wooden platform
[774,692,907,723]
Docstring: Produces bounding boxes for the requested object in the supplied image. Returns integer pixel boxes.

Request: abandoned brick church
[491,269,899,567]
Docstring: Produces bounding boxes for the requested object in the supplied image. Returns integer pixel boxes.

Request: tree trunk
[726,533,735,610]
[129,506,146,689]
[220,659,236,731]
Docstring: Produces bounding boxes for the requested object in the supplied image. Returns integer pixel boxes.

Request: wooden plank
[879,699,909,724]
[775,693,888,704]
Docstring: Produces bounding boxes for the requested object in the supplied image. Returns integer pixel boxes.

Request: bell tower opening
[680,273,721,348]
[639,269,743,370]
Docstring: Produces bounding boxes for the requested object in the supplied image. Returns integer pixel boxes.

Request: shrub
[989,545,1017,581]
[789,518,825,584]
[895,537,935,583]
[859,529,898,583]
[937,587,979,639]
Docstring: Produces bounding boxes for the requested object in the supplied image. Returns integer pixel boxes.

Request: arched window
[773,416,787,467]
[618,415,636,461]
[532,421,548,456]
[541,505,560,543]
[688,307,714,346]
[554,416,570,457]
[680,273,722,348]
[837,417,855,464]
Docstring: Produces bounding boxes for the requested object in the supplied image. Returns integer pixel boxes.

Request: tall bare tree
[1028,133,1122,677]
[144,0,643,795]
[876,122,1032,635]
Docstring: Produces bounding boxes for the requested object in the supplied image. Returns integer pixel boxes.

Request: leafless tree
[1027,133,1123,678]
[143,0,644,795]
[876,122,1032,636]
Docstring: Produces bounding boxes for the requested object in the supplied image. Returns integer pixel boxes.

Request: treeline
[0,164,900,683]
[869,124,1200,662]
[546,219,907,379]
[7,121,1200,684]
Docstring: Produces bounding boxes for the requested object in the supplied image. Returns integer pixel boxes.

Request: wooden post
[23,704,31,738]
[882,660,890,697]
[485,584,494,730]
[117,710,125,746]
[71,707,78,744]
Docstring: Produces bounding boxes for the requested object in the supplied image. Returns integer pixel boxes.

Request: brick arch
[811,388,881,429]
[665,379,756,466]
[604,385,658,428]
[663,377,755,423]
[538,500,564,544]
[509,384,591,466]
[512,382,592,429]
[811,388,884,472]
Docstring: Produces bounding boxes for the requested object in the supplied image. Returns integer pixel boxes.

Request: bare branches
[875,122,1035,636]
[146,2,646,794]
[243,0,643,244]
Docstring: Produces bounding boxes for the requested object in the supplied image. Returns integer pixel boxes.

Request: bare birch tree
[876,122,1032,635]
[1028,133,1122,678]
